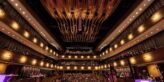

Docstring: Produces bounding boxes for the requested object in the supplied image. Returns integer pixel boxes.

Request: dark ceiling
[22,0,140,54]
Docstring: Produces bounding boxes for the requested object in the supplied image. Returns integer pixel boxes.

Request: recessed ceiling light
[114,44,118,49]
[105,50,108,54]
[15,3,18,6]
[120,39,125,45]
[74,55,78,58]
[102,52,105,56]
[46,63,49,67]
[81,56,84,59]
[23,31,30,38]
[87,56,90,59]
[53,51,56,55]
[137,25,145,33]
[109,47,113,51]
[62,55,65,58]
[128,33,134,40]
[88,66,91,70]
[151,11,162,23]
[93,56,97,59]
[74,66,77,70]
[67,66,70,70]
[40,42,44,47]
[31,59,37,65]
[139,8,142,11]
[22,11,25,14]
[0,8,5,18]
[68,55,71,58]
[45,46,49,51]
[19,56,27,63]
[33,37,37,43]
[81,66,84,70]
[11,21,19,30]
[50,49,53,53]
[40,61,44,66]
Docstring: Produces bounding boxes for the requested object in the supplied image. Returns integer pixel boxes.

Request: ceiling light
[88,66,91,70]
[105,50,108,54]
[87,56,90,59]
[109,47,113,52]
[74,55,78,58]
[104,65,107,68]
[56,54,58,56]
[120,39,125,45]
[129,57,136,64]
[31,59,37,65]
[67,66,70,70]
[53,52,56,55]
[50,64,53,68]
[138,25,145,33]
[95,66,98,70]
[0,8,5,18]
[120,60,125,66]
[151,11,162,23]
[46,63,49,67]
[22,11,25,14]
[33,37,37,43]
[128,33,134,40]
[1,50,13,61]
[40,42,44,47]
[81,56,84,59]
[143,53,153,62]
[11,21,19,30]
[93,56,97,59]
[15,3,18,6]
[59,66,63,70]
[81,66,84,70]
[114,44,118,49]
[62,55,65,58]
[23,31,30,38]
[19,56,27,63]
[102,52,105,56]
[40,61,44,66]
[45,46,49,51]
[68,55,72,58]
[74,66,77,70]
[113,62,117,67]
[50,49,53,53]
